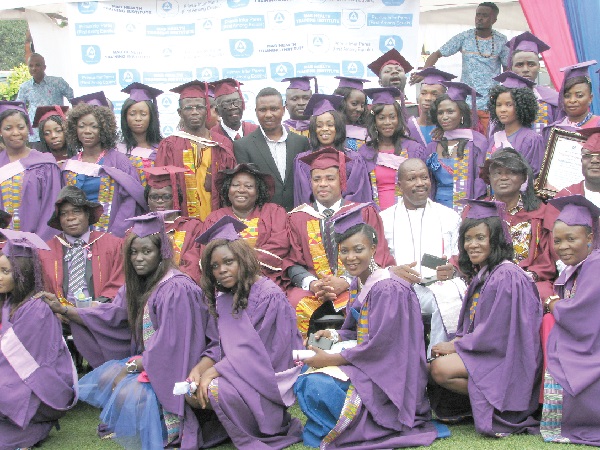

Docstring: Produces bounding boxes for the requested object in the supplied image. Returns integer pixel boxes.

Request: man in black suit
[234,87,310,211]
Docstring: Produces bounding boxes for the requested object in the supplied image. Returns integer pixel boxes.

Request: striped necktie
[65,238,86,297]
[322,208,337,273]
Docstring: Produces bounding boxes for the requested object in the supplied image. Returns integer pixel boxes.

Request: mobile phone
[307,333,334,351]
[421,253,447,270]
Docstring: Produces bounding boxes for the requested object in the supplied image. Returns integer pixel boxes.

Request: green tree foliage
[0,20,27,70]
[0,64,30,101]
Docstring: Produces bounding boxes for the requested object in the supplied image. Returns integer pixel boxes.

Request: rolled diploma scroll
[173,381,198,396]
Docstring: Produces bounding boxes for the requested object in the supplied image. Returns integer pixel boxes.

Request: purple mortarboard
[579,127,600,153]
[32,105,68,128]
[207,84,215,99]
[364,87,401,105]
[143,165,187,211]
[559,60,597,110]
[282,76,318,94]
[0,101,32,134]
[331,202,372,235]
[414,67,456,86]
[121,82,163,104]
[367,49,413,76]
[195,215,247,245]
[441,81,481,129]
[70,91,109,107]
[461,199,512,244]
[334,76,370,91]
[303,94,344,117]
[0,229,49,292]
[493,71,536,89]
[506,32,550,68]
[125,211,175,258]
[549,195,600,248]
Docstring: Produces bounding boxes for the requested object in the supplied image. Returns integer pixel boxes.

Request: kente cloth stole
[540,370,570,443]
[322,298,367,446]
[141,303,180,444]
[511,221,533,263]
[182,142,201,218]
[469,289,481,328]
[1,172,23,230]
[169,230,186,265]
[239,217,260,248]
[126,154,147,187]
[369,148,407,205]
[452,146,469,211]
[534,102,550,135]
[65,171,114,232]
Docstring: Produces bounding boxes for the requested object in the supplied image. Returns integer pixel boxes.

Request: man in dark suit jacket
[234,87,310,211]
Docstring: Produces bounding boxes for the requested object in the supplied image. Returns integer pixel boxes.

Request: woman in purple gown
[429,200,542,437]
[1,230,76,449]
[486,72,544,175]
[540,195,600,445]
[33,105,73,167]
[360,87,426,210]
[426,82,487,213]
[41,212,224,450]
[188,216,304,450]
[295,216,438,449]
[62,100,146,237]
[333,76,370,151]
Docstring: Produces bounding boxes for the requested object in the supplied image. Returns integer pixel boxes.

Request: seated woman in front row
[40,212,225,449]
[429,200,542,437]
[187,216,304,449]
[294,214,439,449]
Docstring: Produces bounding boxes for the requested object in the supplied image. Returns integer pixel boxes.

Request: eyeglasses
[148,194,173,202]
[218,99,243,109]
[582,152,600,161]
[181,105,206,112]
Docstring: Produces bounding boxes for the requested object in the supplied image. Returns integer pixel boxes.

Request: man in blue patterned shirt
[17,53,74,147]
[410,2,509,134]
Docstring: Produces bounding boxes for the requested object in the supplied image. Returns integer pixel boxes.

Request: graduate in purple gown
[429,200,542,437]
[1,230,76,449]
[506,32,562,134]
[33,105,72,166]
[333,77,370,151]
[540,195,600,445]
[293,94,371,207]
[426,82,488,213]
[360,87,426,210]
[294,215,438,449]
[282,76,316,138]
[62,98,146,237]
[40,212,225,450]
[487,72,544,175]
[543,61,600,141]
[116,82,164,176]
[0,101,62,241]
[188,216,304,450]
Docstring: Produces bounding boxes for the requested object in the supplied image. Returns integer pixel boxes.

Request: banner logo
[380,35,403,53]
[119,69,140,87]
[270,62,294,81]
[197,67,220,81]
[157,0,178,17]
[227,0,249,8]
[229,39,254,58]
[81,45,101,64]
[342,61,364,77]
[161,96,174,110]
[78,2,98,14]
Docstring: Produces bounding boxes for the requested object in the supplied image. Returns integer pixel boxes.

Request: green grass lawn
[41,402,573,450]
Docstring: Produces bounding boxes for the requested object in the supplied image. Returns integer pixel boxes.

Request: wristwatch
[544,295,560,314]
[125,360,139,373]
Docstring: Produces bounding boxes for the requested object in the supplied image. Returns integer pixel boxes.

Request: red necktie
[234,133,241,140]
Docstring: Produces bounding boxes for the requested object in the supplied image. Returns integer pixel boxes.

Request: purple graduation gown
[208,277,304,449]
[62,149,147,237]
[0,149,61,241]
[433,261,542,436]
[0,299,76,449]
[407,116,428,147]
[487,127,544,176]
[322,270,438,449]
[74,271,224,450]
[545,250,600,445]
[293,148,372,207]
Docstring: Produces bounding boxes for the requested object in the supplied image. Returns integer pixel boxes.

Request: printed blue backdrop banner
[69,0,420,136]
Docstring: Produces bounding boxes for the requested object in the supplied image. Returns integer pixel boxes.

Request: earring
[369,256,379,273]
[460,117,464,125]
[216,280,222,286]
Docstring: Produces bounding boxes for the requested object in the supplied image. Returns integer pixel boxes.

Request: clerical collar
[220,119,242,140]
[315,198,342,214]
[65,229,91,244]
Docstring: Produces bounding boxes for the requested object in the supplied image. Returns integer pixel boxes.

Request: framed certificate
[535,128,586,198]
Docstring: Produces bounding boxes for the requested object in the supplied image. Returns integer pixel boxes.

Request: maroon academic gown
[167,216,202,283]
[155,134,236,214]
[0,149,61,241]
[202,204,289,289]
[282,202,396,307]
[0,299,76,449]
[41,231,125,304]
